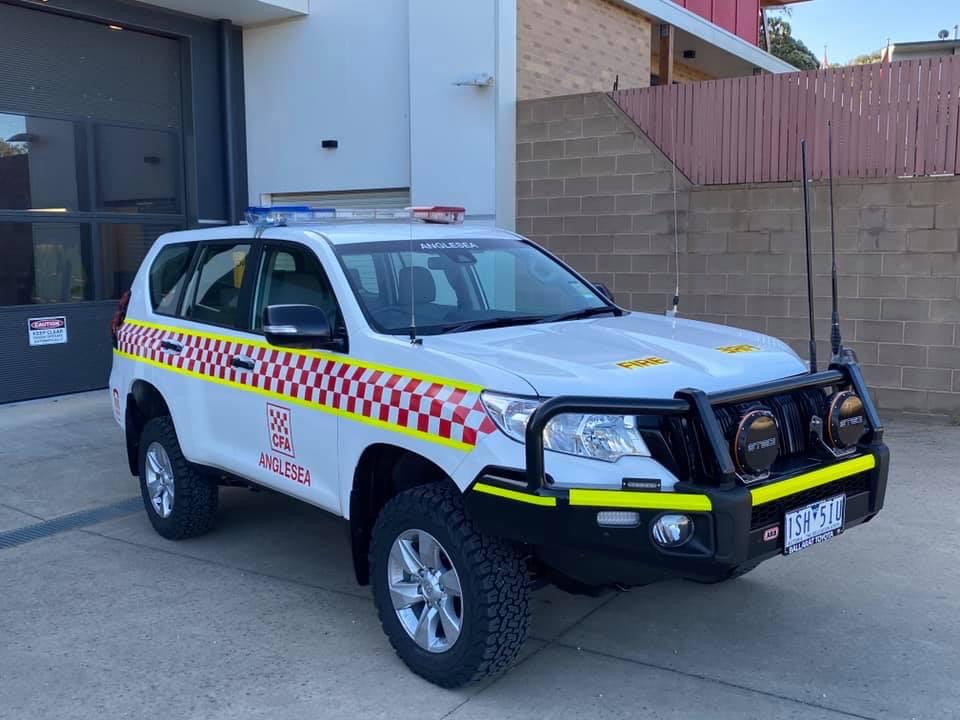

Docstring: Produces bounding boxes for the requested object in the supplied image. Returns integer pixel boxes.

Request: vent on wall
[267,188,411,210]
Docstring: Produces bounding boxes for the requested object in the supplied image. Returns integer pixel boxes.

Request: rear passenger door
[172,241,257,473]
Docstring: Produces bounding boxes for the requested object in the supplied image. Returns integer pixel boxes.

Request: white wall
[243,0,517,227]
[243,0,411,200]
[408,1,496,218]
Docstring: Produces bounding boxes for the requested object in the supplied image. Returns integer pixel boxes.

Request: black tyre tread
[370,483,530,688]
[139,416,218,540]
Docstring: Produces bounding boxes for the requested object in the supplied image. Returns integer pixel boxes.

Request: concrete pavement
[0,391,957,719]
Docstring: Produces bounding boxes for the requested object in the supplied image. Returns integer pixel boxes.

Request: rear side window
[180,243,251,328]
[149,244,193,315]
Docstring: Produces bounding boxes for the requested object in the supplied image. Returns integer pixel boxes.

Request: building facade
[0,0,793,403]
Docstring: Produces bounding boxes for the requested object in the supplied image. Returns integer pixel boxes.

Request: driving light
[651,514,694,547]
[732,409,779,477]
[826,391,867,449]
[480,392,650,462]
[597,511,641,528]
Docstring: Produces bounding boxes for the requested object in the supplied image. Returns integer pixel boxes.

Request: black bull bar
[523,355,884,492]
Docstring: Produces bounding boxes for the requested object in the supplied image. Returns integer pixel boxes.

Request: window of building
[94,125,181,214]
[180,243,251,328]
[0,113,88,212]
[149,243,193,315]
[0,221,93,306]
[100,223,182,301]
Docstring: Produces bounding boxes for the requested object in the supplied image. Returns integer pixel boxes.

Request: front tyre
[138,416,218,540]
[370,483,530,688]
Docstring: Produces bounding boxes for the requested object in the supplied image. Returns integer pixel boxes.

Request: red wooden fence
[610,56,960,184]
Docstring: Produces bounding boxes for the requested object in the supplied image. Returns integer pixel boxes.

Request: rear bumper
[464,445,889,587]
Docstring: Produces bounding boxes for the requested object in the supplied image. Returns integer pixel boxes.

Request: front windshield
[334,237,611,335]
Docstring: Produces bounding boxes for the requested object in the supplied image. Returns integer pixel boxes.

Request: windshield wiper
[441,315,544,334]
[535,306,620,324]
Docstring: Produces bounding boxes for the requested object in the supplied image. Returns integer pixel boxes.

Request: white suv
[109,207,888,687]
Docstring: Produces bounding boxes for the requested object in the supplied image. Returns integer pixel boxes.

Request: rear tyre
[370,483,530,688]
[138,416,218,540]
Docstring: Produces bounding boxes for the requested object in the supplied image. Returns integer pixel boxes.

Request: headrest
[346,268,363,290]
[397,266,436,305]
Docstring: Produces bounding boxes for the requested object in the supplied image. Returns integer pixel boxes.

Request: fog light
[597,510,641,528]
[652,514,694,547]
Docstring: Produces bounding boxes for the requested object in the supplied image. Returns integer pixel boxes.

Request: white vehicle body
[109,221,807,516]
[108,214,888,686]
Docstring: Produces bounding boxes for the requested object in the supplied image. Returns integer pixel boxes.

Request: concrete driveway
[1,392,957,720]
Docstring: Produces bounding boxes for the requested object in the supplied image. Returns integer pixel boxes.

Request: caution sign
[28,316,67,347]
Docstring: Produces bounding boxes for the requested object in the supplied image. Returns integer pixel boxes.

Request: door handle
[231,355,256,371]
[161,340,183,353]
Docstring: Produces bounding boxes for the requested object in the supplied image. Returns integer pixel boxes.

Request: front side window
[149,243,193,315]
[252,244,342,331]
[334,237,610,335]
[180,243,251,328]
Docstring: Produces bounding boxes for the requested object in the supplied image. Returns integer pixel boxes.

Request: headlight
[480,392,650,462]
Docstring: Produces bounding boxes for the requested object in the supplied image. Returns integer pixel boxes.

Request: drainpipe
[219,19,239,225]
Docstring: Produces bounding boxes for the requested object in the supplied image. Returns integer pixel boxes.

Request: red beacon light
[411,206,465,224]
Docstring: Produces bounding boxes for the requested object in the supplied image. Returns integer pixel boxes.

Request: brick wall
[650,53,715,82]
[517,92,960,415]
[518,0,652,101]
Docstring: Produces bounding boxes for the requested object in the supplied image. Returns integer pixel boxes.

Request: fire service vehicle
[109,199,888,687]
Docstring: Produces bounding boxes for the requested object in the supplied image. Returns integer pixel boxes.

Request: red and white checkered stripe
[117,322,496,447]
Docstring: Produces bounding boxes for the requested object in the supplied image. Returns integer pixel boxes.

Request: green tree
[851,49,883,65]
[0,139,26,157]
[767,16,820,71]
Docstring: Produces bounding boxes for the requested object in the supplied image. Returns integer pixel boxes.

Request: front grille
[750,472,872,529]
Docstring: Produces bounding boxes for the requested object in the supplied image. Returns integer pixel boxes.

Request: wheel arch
[125,380,172,476]
[349,443,456,585]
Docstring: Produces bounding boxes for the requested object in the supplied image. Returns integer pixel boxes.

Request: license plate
[783,494,845,555]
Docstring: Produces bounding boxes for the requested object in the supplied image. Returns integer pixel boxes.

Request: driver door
[233,240,345,512]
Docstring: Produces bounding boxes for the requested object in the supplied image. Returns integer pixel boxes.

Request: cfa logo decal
[267,403,295,458]
[260,403,311,486]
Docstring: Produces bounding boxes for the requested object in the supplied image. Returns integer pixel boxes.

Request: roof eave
[612,0,799,74]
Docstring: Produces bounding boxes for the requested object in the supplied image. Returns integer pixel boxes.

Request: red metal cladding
[609,55,960,185]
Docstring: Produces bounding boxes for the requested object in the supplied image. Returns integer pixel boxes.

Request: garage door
[0,3,185,403]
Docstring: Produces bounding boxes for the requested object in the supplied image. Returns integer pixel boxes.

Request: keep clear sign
[28,316,68,346]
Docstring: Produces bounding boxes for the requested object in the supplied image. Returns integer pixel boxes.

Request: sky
[784,0,959,65]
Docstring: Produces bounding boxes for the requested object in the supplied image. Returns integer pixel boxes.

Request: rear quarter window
[149,244,193,315]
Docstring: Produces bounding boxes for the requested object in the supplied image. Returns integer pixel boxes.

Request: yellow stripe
[568,488,712,511]
[113,348,473,452]
[122,317,484,393]
[750,454,876,506]
[472,483,557,507]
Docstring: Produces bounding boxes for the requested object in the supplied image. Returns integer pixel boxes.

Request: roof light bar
[244,205,466,228]
[410,206,466,224]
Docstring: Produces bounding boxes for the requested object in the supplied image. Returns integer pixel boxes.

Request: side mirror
[262,304,337,349]
[594,283,615,303]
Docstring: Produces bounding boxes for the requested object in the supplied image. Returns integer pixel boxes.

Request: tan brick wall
[518,0,652,101]
[517,91,960,415]
[651,54,715,82]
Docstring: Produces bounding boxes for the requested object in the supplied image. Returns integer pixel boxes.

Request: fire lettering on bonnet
[258,453,312,486]
[616,356,670,370]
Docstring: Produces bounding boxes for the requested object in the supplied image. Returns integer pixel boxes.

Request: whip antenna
[800,139,817,373]
[407,208,421,345]
[667,92,680,318]
[827,121,843,358]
